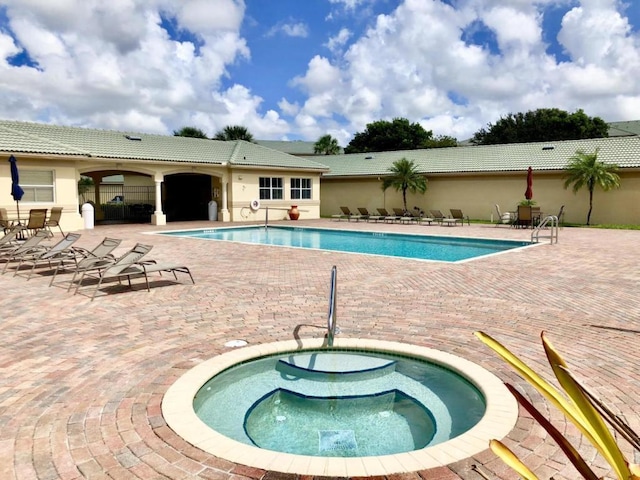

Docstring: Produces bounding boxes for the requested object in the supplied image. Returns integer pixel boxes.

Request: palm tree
[173,126,208,139]
[563,148,620,225]
[381,158,427,212]
[213,125,254,142]
[313,134,341,155]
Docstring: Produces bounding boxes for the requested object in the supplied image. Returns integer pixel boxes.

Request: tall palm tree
[313,134,341,155]
[173,126,208,139]
[563,148,620,225]
[213,125,254,142]
[381,158,427,212]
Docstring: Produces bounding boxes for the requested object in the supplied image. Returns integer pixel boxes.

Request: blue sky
[0,0,639,145]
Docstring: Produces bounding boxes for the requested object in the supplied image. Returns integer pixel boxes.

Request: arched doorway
[163,173,213,221]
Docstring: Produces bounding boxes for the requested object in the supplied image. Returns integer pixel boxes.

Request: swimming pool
[158,226,531,262]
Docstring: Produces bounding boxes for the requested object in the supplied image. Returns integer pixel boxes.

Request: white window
[259,177,283,200]
[291,178,312,200]
[21,170,54,202]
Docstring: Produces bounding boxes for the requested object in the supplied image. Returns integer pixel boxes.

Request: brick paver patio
[1,219,639,480]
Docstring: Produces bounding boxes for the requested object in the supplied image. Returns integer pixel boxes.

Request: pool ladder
[531,215,559,244]
[326,265,338,347]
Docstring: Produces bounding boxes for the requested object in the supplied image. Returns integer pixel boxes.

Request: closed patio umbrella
[525,166,533,200]
[9,155,25,224]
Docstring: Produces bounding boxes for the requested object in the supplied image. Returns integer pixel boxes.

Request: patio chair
[49,237,123,289]
[450,209,470,226]
[0,208,11,234]
[17,209,48,238]
[515,205,533,228]
[9,233,82,279]
[45,207,64,237]
[494,204,513,226]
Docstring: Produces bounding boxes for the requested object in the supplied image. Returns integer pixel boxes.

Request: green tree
[471,108,609,145]
[381,158,427,212]
[78,176,94,203]
[213,125,255,142]
[313,134,341,155]
[563,149,621,225]
[173,126,208,139]
[344,117,434,153]
[425,135,458,148]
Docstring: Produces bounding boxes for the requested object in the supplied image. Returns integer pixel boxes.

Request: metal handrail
[531,215,559,244]
[327,265,337,347]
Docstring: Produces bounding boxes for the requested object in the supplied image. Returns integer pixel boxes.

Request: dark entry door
[164,174,211,221]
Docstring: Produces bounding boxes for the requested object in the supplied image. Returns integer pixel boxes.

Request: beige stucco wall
[2,154,324,231]
[321,170,640,225]
[228,169,322,222]
[1,158,85,232]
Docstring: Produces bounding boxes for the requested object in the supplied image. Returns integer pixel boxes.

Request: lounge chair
[392,208,416,224]
[429,210,457,226]
[0,230,51,270]
[411,207,434,225]
[75,243,194,301]
[357,207,384,222]
[73,243,155,299]
[0,228,23,250]
[45,207,64,237]
[50,237,123,289]
[10,233,82,279]
[450,209,470,226]
[377,208,401,223]
[339,206,362,222]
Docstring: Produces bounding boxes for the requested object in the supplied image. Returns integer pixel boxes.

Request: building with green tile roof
[1,119,639,228]
[0,120,328,229]
[318,135,640,225]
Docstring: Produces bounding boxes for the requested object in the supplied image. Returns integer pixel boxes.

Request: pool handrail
[327,265,337,347]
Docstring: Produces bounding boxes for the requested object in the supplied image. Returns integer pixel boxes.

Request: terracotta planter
[288,205,300,220]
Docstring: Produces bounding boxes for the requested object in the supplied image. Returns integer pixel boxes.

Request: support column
[151,179,166,225]
[220,180,230,221]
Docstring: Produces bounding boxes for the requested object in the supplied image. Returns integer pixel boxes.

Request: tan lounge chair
[74,244,194,301]
[10,233,82,279]
[357,207,384,222]
[450,209,470,226]
[430,210,458,226]
[377,208,400,223]
[339,206,362,222]
[50,237,123,289]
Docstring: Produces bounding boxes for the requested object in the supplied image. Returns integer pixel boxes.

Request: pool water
[159,226,530,262]
[193,350,486,457]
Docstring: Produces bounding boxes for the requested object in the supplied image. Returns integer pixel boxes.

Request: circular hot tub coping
[162,338,518,477]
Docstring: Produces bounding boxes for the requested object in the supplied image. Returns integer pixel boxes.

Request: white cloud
[0,0,639,144]
[266,21,309,38]
[325,28,352,53]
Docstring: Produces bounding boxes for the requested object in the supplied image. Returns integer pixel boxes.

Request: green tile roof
[256,139,344,155]
[608,120,640,137]
[319,136,640,177]
[0,120,329,171]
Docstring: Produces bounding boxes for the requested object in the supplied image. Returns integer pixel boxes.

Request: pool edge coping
[161,338,519,477]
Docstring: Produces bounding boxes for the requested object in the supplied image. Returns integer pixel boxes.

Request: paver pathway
[1,220,639,480]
